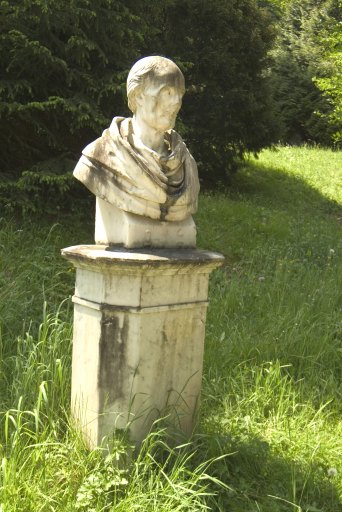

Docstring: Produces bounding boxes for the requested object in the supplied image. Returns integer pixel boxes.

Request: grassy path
[0,146,341,511]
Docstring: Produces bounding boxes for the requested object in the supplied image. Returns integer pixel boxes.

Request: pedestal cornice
[61,244,225,276]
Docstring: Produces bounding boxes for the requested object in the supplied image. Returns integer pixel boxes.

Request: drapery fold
[74,117,199,221]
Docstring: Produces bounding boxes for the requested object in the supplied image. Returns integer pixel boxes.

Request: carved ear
[135,92,144,108]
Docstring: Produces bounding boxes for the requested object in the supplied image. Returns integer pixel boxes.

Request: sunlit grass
[198,146,342,511]
[0,146,341,510]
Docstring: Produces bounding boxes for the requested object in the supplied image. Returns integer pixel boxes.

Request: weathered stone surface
[73,56,200,247]
[62,245,224,446]
[64,57,223,447]
[95,197,197,248]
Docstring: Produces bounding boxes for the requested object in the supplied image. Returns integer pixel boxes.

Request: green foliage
[314,2,342,146]
[0,216,93,341]
[0,305,227,509]
[199,146,342,510]
[0,0,143,179]
[0,157,94,215]
[74,449,129,511]
[140,0,280,183]
[269,0,340,145]
[0,0,280,207]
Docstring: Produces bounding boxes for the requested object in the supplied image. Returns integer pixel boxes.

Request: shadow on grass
[203,432,341,512]
[229,159,341,218]
[196,158,341,261]
[199,158,342,510]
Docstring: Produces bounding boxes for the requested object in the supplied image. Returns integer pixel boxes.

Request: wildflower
[327,467,338,478]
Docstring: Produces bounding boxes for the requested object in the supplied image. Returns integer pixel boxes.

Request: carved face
[135,76,185,132]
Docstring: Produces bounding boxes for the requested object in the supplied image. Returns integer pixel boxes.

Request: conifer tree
[0,0,143,211]
[0,0,281,210]
[314,0,342,146]
[270,0,339,145]
[139,0,280,182]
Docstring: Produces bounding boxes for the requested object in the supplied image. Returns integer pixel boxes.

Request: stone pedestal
[61,245,224,447]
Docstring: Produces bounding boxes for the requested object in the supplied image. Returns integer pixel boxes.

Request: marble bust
[73,56,200,248]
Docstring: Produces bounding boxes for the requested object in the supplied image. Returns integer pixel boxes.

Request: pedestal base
[62,245,224,447]
[95,197,197,248]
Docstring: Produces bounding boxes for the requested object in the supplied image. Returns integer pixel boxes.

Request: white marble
[95,197,197,248]
[61,245,224,446]
[63,57,224,448]
[73,56,200,247]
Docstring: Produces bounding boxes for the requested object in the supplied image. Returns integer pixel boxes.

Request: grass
[0,145,341,510]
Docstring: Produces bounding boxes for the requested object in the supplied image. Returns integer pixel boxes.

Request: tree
[314,0,342,146]
[269,0,339,145]
[0,0,144,212]
[138,0,280,183]
[0,0,281,212]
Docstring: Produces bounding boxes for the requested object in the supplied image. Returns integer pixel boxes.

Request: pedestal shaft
[62,245,224,446]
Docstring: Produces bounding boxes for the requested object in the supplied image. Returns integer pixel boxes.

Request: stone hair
[126,56,185,113]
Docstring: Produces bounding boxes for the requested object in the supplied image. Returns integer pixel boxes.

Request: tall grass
[0,304,227,510]
[198,146,342,511]
[0,146,341,510]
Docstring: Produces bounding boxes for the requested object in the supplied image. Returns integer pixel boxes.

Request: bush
[0,0,143,212]
[140,0,280,183]
[269,0,340,145]
[0,0,281,211]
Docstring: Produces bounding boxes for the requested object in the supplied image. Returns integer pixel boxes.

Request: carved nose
[170,95,182,109]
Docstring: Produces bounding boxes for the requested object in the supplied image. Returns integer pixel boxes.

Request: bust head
[74,54,199,232]
[127,56,185,133]
[127,56,185,113]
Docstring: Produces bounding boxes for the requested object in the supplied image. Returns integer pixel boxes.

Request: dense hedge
[1,0,279,213]
[269,0,341,146]
[139,0,280,183]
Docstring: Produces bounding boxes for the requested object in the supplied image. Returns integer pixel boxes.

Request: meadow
[0,146,341,511]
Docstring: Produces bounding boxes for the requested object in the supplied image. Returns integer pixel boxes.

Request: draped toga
[73,117,200,221]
